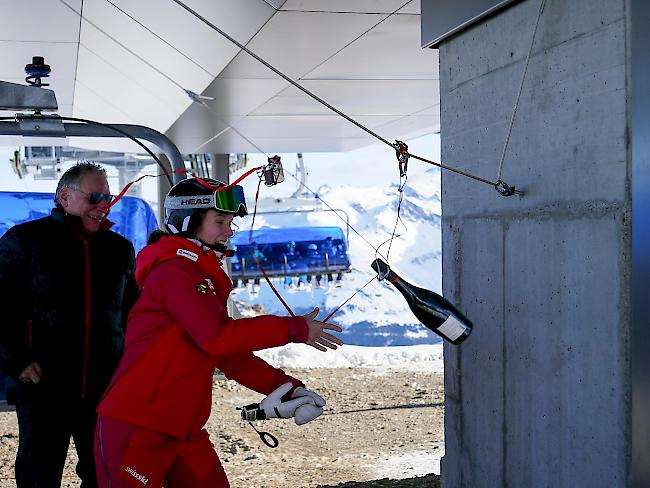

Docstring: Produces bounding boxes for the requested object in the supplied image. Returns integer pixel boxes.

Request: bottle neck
[384,269,413,297]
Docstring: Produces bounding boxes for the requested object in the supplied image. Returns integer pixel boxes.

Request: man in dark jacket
[0,162,139,487]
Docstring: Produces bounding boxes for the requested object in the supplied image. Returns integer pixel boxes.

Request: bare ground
[0,367,443,487]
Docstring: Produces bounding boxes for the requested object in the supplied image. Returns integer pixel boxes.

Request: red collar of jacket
[135,235,227,289]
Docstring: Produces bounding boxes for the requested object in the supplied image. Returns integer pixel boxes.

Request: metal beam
[0,120,185,184]
[0,81,58,111]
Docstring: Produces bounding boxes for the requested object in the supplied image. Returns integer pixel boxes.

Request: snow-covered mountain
[230,167,443,346]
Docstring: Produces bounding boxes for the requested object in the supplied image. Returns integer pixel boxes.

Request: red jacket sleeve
[144,258,308,356]
[215,353,302,395]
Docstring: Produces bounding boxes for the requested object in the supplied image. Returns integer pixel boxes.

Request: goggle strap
[100,167,260,213]
[190,166,262,192]
[164,194,217,210]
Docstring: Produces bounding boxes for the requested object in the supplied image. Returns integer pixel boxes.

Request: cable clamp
[494,179,523,197]
[260,155,285,186]
[393,140,409,177]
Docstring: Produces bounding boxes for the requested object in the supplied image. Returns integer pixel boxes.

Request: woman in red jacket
[94,178,342,488]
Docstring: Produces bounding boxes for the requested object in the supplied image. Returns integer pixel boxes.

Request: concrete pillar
[436,0,642,485]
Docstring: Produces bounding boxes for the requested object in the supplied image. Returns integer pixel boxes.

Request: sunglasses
[69,187,114,205]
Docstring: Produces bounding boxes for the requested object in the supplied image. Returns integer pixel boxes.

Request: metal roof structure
[0,0,438,154]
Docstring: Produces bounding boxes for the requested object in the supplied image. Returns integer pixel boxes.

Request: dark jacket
[0,209,139,406]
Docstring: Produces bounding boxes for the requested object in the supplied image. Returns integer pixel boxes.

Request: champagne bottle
[371,258,472,345]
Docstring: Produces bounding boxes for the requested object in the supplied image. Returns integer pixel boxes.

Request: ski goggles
[164,184,248,217]
[214,184,247,217]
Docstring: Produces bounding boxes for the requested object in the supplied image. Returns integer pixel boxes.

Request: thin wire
[249,177,296,316]
[170,0,393,148]
[496,0,547,181]
[322,275,377,322]
[280,164,389,262]
[385,174,407,261]
[104,0,215,77]
[374,213,408,267]
[187,102,395,308]
[189,106,269,157]
[409,154,498,186]
[170,0,512,192]
[58,0,184,91]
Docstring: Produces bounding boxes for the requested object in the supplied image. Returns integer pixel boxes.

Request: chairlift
[0,191,159,253]
[230,226,351,288]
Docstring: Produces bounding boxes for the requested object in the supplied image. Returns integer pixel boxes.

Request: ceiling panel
[189,135,353,154]
[171,130,273,154]
[304,14,436,80]
[2,0,82,42]
[219,10,386,79]
[242,136,350,152]
[280,0,409,13]
[376,113,438,135]
[265,0,287,8]
[104,0,274,77]
[72,80,138,123]
[166,108,235,151]
[397,0,420,14]
[74,45,183,130]
[80,0,214,94]
[252,80,438,116]
[233,114,397,139]
[413,104,440,115]
[339,134,387,152]
[201,78,289,116]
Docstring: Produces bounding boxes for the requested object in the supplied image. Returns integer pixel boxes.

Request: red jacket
[97,235,308,438]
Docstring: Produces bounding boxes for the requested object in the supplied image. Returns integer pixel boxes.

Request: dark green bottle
[371,258,472,345]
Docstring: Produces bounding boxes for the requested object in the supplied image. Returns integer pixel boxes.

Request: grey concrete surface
[435,0,634,486]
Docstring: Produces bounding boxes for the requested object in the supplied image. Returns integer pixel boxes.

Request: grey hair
[54,161,107,207]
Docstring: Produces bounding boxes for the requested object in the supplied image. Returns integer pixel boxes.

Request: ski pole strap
[249,422,279,448]
[238,405,280,447]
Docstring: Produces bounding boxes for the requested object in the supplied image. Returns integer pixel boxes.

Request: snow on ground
[256,343,444,374]
[374,450,444,478]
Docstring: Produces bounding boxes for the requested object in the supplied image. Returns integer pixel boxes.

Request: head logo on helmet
[164,178,247,236]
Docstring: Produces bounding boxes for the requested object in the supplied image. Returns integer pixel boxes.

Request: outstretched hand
[303,307,343,352]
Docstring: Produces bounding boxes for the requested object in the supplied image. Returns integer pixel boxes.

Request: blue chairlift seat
[0,191,159,253]
[230,226,351,282]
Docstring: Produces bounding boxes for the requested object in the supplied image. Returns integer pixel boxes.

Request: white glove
[291,386,326,425]
[240,382,315,422]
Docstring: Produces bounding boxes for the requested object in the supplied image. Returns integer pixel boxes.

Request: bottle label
[438,314,467,341]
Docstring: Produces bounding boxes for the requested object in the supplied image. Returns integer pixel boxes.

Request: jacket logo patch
[177,249,198,261]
